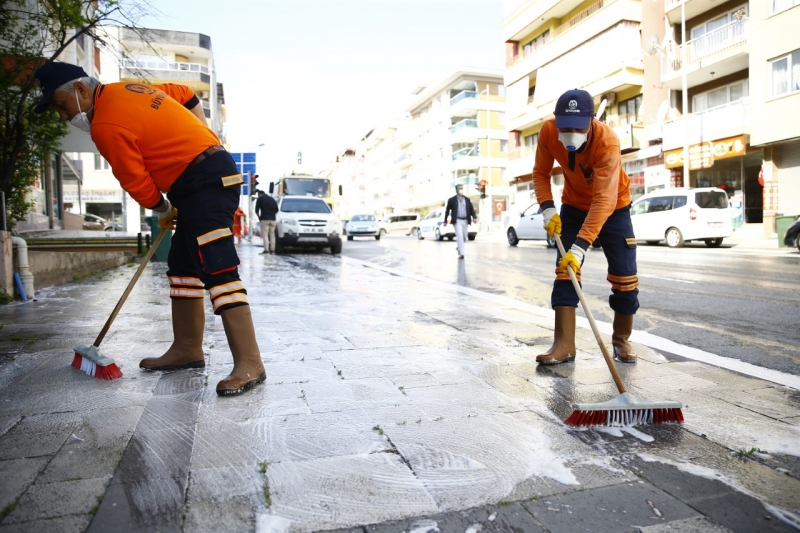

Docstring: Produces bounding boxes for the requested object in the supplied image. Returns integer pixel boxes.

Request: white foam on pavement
[346,258,800,392]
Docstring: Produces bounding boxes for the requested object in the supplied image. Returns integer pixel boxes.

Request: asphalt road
[340,232,800,376]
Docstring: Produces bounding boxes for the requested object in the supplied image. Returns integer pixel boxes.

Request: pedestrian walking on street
[34,61,266,395]
[255,190,279,254]
[533,88,639,365]
[444,185,477,259]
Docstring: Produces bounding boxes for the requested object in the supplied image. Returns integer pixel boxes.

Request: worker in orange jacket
[532,89,639,365]
[34,62,265,395]
[232,207,246,246]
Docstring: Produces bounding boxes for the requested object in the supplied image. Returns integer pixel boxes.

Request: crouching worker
[34,62,265,394]
[532,89,639,365]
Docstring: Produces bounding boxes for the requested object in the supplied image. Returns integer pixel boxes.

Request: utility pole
[681,0,690,187]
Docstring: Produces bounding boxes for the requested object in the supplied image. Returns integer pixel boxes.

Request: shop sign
[493,198,506,216]
[613,124,638,151]
[624,159,646,175]
[664,135,746,170]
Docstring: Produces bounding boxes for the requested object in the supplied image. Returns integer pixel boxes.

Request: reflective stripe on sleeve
[197,228,232,246]
[221,174,244,187]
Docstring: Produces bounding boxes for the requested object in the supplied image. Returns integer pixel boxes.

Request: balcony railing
[450,90,477,106]
[662,19,748,77]
[449,119,478,134]
[452,147,479,160]
[662,99,750,149]
[508,145,537,160]
[122,59,210,74]
[508,0,610,66]
[394,152,410,165]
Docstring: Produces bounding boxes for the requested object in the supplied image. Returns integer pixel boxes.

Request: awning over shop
[621,143,662,163]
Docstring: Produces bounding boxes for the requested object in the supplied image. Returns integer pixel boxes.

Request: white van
[378,213,421,236]
[630,187,733,248]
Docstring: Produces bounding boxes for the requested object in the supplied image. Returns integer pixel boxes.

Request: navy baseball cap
[33,62,88,114]
[553,89,595,129]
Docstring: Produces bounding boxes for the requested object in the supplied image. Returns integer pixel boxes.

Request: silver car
[346,214,380,241]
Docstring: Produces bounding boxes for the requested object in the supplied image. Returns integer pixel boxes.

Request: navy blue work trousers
[552,204,640,315]
[166,151,248,314]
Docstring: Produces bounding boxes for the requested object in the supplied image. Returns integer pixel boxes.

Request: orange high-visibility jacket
[532,119,631,246]
[90,82,220,209]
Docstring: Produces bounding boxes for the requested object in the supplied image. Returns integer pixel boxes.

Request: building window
[618,95,642,125]
[524,133,538,148]
[770,50,800,97]
[773,0,800,14]
[522,30,550,57]
[690,5,747,59]
[498,112,505,125]
[94,154,111,171]
[693,80,748,111]
[498,85,506,97]
[499,140,508,152]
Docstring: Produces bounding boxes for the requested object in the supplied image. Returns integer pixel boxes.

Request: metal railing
[662,19,748,77]
[450,90,477,106]
[508,145,536,160]
[662,99,750,148]
[122,59,210,74]
[452,147,479,160]
[394,152,410,165]
[449,119,478,134]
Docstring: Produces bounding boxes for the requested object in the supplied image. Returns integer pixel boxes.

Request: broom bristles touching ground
[565,392,684,427]
[72,345,123,380]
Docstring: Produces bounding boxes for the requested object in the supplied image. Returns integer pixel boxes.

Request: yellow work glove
[559,244,586,275]
[156,199,178,230]
[542,208,561,237]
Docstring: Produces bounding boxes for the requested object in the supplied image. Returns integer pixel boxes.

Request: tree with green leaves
[0,0,154,229]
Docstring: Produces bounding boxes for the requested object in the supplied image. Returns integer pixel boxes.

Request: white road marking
[345,257,800,392]
[638,274,694,284]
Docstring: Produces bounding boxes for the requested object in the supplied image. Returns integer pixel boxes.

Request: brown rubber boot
[612,313,637,363]
[216,305,266,395]
[536,306,577,364]
[140,298,206,370]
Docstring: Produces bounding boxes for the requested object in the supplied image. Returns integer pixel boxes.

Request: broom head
[72,345,123,380]
[565,392,683,427]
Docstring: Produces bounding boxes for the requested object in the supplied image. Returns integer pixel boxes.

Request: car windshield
[280,198,331,213]
[351,215,375,222]
[695,191,728,209]
[283,178,330,198]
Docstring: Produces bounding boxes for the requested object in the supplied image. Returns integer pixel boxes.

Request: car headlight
[282,218,297,226]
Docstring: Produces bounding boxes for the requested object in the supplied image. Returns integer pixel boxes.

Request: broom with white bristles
[553,234,684,427]
[72,231,166,380]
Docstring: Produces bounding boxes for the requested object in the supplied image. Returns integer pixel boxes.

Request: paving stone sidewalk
[0,245,798,532]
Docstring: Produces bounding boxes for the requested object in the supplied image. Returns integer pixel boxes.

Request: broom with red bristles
[553,234,684,427]
[72,231,166,380]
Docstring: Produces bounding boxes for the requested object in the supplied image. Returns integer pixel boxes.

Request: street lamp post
[247,143,265,244]
[681,0,690,186]
[481,84,492,233]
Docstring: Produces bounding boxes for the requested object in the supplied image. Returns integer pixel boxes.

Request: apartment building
[398,69,508,226]
[503,0,647,212]
[62,27,227,232]
[651,0,800,232]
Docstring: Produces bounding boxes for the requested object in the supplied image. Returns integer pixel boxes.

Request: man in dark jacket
[444,185,477,259]
[254,191,279,254]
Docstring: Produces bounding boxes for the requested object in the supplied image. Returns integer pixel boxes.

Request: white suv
[630,187,733,248]
[416,208,478,241]
[275,196,343,254]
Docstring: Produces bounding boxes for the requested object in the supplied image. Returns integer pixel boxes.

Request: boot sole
[140,360,206,371]
[536,355,576,365]
[613,349,637,364]
[216,372,267,396]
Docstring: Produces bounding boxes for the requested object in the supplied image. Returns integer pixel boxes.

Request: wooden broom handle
[554,234,627,394]
[93,230,167,347]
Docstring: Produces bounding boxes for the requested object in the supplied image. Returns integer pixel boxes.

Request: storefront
[664,135,763,223]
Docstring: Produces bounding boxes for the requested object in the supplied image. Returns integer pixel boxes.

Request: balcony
[507,145,537,180]
[394,152,412,168]
[505,0,642,88]
[449,90,479,118]
[451,147,478,160]
[665,0,728,26]
[122,58,210,74]
[449,119,480,143]
[662,99,750,150]
[661,19,749,90]
[120,59,211,91]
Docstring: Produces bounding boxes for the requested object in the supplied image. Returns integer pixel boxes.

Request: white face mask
[70,89,92,133]
[558,131,587,152]
[456,188,464,196]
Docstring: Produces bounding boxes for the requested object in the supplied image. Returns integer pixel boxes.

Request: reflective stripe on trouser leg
[169,275,205,299]
[597,205,640,315]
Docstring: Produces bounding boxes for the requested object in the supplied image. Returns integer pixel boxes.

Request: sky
[139,0,505,177]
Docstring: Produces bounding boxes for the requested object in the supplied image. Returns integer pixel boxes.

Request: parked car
[630,187,733,248]
[346,214,380,240]
[416,208,478,241]
[784,219,800,251]
[275,196,343,255]
[83,213,123,232]
[379,213,421,236]
[506,201,559,248]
